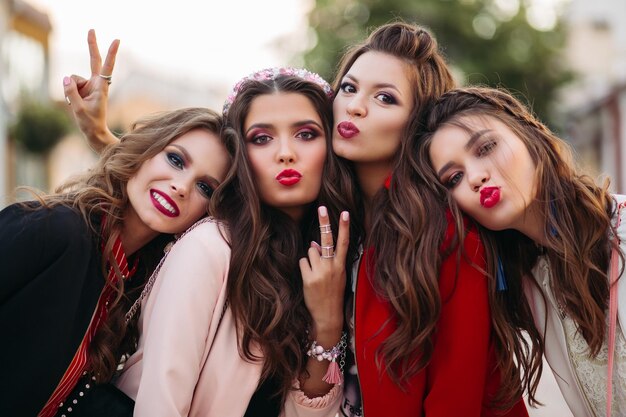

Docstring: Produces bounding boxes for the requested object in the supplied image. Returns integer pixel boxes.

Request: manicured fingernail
[342,211,349,221]
[319,206,327,217]
[63,76,70,86]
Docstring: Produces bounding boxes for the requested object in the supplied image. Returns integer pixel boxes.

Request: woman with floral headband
[63,30,354,416]
[418,86,625,417]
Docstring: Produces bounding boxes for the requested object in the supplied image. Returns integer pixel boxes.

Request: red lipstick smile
[276,169,302,186]
[337,121,359,139]
[150,189,180,217]
[480,186,501,208]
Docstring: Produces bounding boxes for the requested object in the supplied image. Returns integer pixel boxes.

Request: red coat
[353,213,528,417]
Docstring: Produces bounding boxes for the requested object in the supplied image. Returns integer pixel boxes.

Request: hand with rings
[62,29,120,153]
[299,206,350,338]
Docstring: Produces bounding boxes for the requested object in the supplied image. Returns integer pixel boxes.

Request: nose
[346,94,367,118]
[468,169,489,192]
[170,176,190,198]
[277,137,296,164]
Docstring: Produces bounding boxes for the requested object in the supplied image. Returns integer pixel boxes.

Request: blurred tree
[10,100,71,154]
[303,0,572,126]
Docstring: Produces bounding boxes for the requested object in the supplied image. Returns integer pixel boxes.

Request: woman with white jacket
[417,86,626,417]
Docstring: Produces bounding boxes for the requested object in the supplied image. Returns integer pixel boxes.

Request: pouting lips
[479,187,501,208]
[337,121,359,139]
[276,169,302,186]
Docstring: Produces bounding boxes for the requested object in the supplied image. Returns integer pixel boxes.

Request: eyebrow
[344,74,403,95]
[436,129,491,178]
[245,119,324,135]
[170,144,220,187]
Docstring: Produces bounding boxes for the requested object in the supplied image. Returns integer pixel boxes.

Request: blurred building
[561,0,626,191]
[106,66,225,131]
[0,0,51,206]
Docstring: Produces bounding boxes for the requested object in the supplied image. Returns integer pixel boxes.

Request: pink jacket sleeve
[129,220,232,417]
[281,380,342,417]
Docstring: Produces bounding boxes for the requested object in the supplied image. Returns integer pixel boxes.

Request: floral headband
[222,67,334,115]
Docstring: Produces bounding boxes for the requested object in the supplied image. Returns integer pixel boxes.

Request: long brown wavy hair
[211,75,356,403]
[31,107,229,382]
[417,86,620,406]
[332,22,461,386]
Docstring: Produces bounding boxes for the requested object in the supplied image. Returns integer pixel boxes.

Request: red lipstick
[276,169,302,186]
[150,189,180,217]
[480,187,501,208]
[337,121,359,139]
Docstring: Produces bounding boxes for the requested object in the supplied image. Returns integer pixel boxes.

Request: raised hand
[300,206,350,336]
[63,29,120,152]
[298,206,350,395]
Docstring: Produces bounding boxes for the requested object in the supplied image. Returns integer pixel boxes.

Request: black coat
[0,203,105,417]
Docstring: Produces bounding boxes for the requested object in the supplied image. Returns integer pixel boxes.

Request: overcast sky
[28,0,313,99]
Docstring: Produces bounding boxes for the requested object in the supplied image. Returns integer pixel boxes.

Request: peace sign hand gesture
[299,206,349,395]
[63,29,120,153]
[300,206,350,336]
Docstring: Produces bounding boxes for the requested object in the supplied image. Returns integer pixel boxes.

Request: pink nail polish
[342,211,349,221]
[319,206,327,217]
[63,76,70,86]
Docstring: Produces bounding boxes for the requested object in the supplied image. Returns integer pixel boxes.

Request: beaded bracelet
[305,331,348,385]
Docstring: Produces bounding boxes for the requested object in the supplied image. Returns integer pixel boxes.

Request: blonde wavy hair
[29,107,229,381]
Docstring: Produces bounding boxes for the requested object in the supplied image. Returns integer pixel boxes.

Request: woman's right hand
[63,29,120,153]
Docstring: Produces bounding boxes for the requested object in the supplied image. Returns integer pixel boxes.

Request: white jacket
[524,194,626,417]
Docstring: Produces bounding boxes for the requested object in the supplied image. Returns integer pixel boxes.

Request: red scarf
[38,228,137,417]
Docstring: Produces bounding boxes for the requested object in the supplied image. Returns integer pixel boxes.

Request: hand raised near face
[299,206,350,339]
[63,29,120,153]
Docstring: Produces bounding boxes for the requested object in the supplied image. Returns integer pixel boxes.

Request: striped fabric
[38,233,136,417]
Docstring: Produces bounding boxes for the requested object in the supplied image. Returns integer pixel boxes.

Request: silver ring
[98,74,112,85]
[65,96,71,105]
[321,245,335,258]
[319,224,332,234]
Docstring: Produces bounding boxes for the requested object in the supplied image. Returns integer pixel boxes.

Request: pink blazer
[115,219,340,417]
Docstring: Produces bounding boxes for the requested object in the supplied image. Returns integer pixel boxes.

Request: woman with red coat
[297,22,540,417]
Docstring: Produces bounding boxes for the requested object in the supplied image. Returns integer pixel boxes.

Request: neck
[355,162,391,205]
[513,200,549,248]
[354,161,391,231]
[120,230,157,257]
[280,206,304,224]
[121,208,160,256]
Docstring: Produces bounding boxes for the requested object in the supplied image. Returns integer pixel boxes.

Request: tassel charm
[322,359,342,384]
[306,331,348,385]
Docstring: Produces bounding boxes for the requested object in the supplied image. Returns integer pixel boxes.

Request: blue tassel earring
[496,256,508,291]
